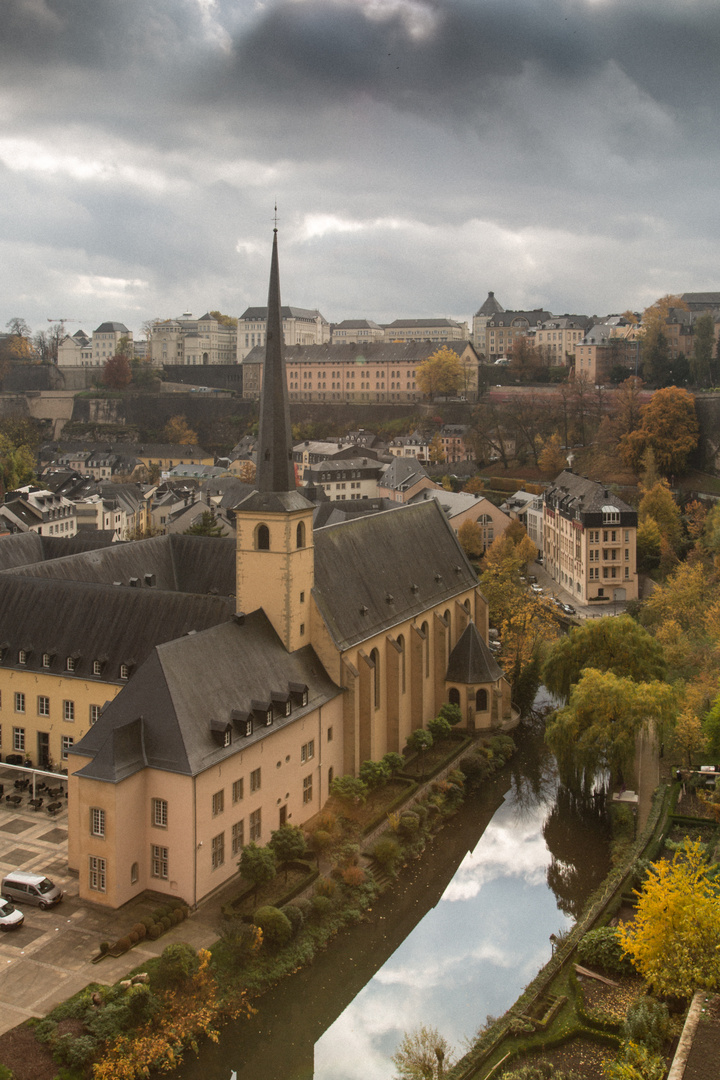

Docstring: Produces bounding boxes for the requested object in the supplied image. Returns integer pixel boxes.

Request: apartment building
[439,425,474,464]
[574,321,640,383]
[301,457,385,501]
[148,314,237,366]
[242,340,480,403]
[472,292,505,355]
[331,319,384,344]
[543,470,638,603]
[237,306,330,361]
[0,487,77,537]
[482,310,551,361]
[533,317,592,366]
[57,323,133,368]
[383,318,469,343]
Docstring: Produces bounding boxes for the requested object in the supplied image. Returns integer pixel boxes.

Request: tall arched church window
[421,621,429,677]
[256,523,270,550]
[476,688,488,711]
[370,648,380,709]
[449,687,460,707]
[397,634,405,692]
[296,521,306,549]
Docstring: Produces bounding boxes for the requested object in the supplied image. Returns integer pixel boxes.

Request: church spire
[256,226,295,494]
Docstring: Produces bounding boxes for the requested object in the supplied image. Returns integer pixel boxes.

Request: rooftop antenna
[273,202,279,231]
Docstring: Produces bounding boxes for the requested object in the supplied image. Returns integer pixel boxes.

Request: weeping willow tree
[545,668,676,790]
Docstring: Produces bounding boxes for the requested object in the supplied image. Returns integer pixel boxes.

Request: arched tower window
[256,523,270,550]
[370,648,380,709]
[421,621,429,677]
[444,609,451,658]
[476,688,488,711]
[296,521,306,549]
[449,687,460,706]
[397,634,405,693]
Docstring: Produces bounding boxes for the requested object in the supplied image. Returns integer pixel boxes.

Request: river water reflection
[175,720,610,1080]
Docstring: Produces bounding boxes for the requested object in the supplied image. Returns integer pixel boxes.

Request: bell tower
[234,226,314,653]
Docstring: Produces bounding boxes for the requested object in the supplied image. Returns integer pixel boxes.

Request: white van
[0,896,24,930]
[1,871,63,909]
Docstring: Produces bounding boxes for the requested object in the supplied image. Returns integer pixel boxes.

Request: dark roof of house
[486,309,552,327]
[545,470,635,516]
[94,322,130,333]
[334,320,382,330]
[71,611,340,780]
[384,319,464,329]
[0,532,115,572]
[240,306,324,321]
[0,575,234,684]
[242,340,478,365]
[0,533,237,596]
[311,500,397,528]
[446,621,503,684]
[313,499,478,650]
[379,457,430,492]
[474,291,505,318]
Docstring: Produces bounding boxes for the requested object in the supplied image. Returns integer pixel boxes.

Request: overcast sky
[2,0,720,339]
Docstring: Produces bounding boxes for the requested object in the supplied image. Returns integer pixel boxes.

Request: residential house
[408,489,510,552]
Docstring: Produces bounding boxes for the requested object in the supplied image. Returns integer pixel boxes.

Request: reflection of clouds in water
[443,811,551,902]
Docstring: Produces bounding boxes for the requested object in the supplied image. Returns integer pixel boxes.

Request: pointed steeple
[256,228,296,494]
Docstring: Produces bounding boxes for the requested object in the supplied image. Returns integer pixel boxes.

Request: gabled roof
[313,499,478,650]
[545,470,635,516]
[446,621,504,684]
[384,318,464,329]
[475,291,505,318]
[242,340,479,365]
[379,456,431,492]
[334,319,383,330]
[71,611,340,780]
[240,305,325,322]
[408,488,505,521]
[0,575,233,683]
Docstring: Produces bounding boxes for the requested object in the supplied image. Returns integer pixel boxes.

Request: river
[175,719,611,1080]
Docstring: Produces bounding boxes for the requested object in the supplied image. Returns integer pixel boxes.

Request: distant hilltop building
[237,305,330,361]
[147,313,237,366]
[383,318,469,343]
[472,291,505,353]
[57,323,133,368]
[331,319,384,344]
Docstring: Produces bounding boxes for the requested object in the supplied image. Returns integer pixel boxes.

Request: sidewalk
[529,558,630,621]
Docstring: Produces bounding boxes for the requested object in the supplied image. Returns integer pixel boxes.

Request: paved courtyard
[0,769,230,1036]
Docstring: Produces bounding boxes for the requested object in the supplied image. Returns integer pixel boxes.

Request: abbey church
[0,232,511,909]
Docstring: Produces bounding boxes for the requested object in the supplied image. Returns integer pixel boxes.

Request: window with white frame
[89,855,106,892]
[232,820,244,855]
[42,653,51,668]
[152,798,168,828]
[91,807,105,838]
[37,696,50,717]
[90,704,101,725]
[303,774,313,804]
[211,832,225,870]
[300,740,315,763]
[18,650,27,665]
[14,692,25,714]
[13,727,25,752]
[119,664,130,680]
[151,844,168,879]
[61,735,74,759]
[93,660,102,676]
[66,656,76,672]
[63,700,75,721]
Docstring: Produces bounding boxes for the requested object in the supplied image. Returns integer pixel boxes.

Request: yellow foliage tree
[163,415,199,445]
[672,708,708,767]
[617,840,720,999]
[537,432,566,476]
[416,346,463,400]
[639,480,683,552]
[457,519,484,560]
[237,459,257,483]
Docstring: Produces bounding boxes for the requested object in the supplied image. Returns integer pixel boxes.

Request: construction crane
[47,318,84,335]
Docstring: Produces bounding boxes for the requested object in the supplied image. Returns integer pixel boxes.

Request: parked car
[0,896,24,930]
[530,583,543,594]
[561,603,576,615]
[1,871,63,909]
[489,640,502,652]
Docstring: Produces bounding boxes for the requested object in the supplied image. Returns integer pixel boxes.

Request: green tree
[542,615,666,703]
[672,708,707,767]
[102,353,132,389]
[268,824,306,882]
[253,905,292,950]
[392,1024,455,1080]
[330,775,369,804]
[359,759,392,790]
[0,434,36,495]
[184,510,226,537]
[416,347,463,400]
[209,310,238,327]
[438,703,462,727]
[382,751,405,776]
[635,518,661,575]
[545,668,676,787]
[238,842,277,905]
[617,839,720,999]
[428,716,452,742]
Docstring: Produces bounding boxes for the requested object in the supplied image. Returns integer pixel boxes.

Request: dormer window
[42,653,52,669]
[18,650,27,665]
[289,682,309,708]
[272,693,291,718]
[251,700,272,727]
[93,660,103,676]
[119,664,130,680]
[66,656,77,672]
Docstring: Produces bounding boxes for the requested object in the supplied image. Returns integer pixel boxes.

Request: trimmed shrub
[253,905,293,950]
[622,997,670,1053]
[132,922,147,940]
[155,942,199,989]
[148,922,163,940]
[577,926,635,976]
[371,835,401,870]
[172,908,184,925]
[161,915,172,932]
[397,811,421,838]
[315,876,337,898]
[282,904,304,936]
[288,896,312,921]
[127,930,140,945]
[116,936,132,952]
[140,915,155,931]
[311,894,335,919]
[55,1032,99,1069]
[99,941,110,954]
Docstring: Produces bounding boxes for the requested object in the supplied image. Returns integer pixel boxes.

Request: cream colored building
[383,318,469,343]
[331,319,384,344]
[542,470,638,604]
[238,305,330,361]
[533,317,591,366]
[148,313,237,366]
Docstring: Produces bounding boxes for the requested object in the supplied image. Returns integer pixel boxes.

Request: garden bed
[500,1036,616,1080]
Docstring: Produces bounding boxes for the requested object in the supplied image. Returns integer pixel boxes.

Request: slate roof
[242,341,478,366]
[94,322,130,333]
[486,309,551,327]
[545,470,636,519]
[474,291,505,317]
[70,611,340,780]
[333,319,382,330]
[1,533,237,596]
[240,306,325,321]
[409,488,504,521]
[379,457,431,492]
[446,621,504,684]
[0,576,234,684]
[0,532,115,572]
[313,499,478,650]
[384,318,465,329]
